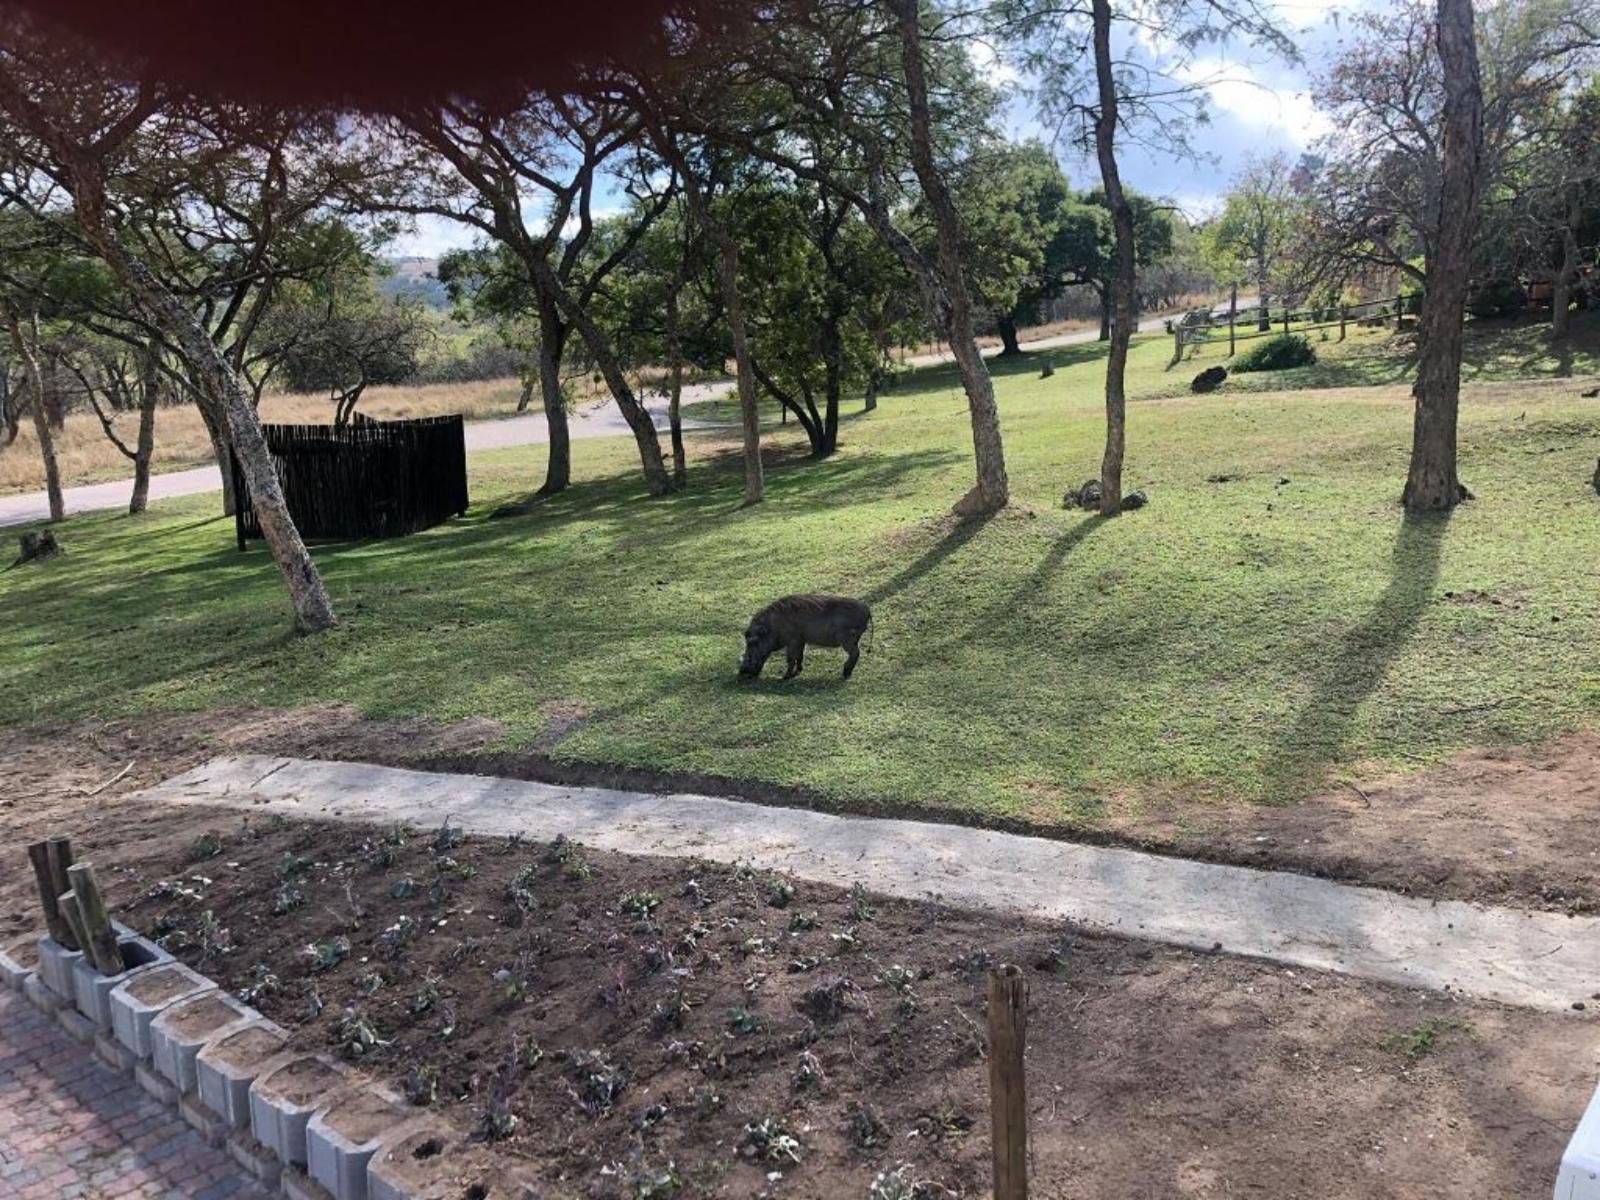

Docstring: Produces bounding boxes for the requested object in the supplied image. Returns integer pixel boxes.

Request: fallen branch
[78,761,135,797]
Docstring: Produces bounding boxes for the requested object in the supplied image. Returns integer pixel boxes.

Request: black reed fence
[232,414,468,549]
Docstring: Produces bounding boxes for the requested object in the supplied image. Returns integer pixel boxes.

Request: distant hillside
[378,257,449,309]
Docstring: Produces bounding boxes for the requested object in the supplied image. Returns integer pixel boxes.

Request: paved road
[0,311,1207,529]
[0,990,264,1199]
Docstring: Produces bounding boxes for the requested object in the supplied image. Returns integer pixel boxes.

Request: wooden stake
[1228,282,1238,357]
[1340,303,1348,342]
[26,841,71,946]
[66,863,123,975]
[988,964,1029,1200]
[58,891,92,960]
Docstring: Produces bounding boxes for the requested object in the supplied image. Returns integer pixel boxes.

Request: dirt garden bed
[0,715,1597,1198]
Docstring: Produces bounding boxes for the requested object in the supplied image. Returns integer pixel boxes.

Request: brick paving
[0,989,264,1200]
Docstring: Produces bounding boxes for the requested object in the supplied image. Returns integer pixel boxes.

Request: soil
[5,935,39,970]
[206,1023,287,1071]
[2,705,1596,914]
[2,709,1600,1197]
[164,992,246,1039]
[125,964,202,1006]
[260,1055,347,1108]
[324,1088,408,1145]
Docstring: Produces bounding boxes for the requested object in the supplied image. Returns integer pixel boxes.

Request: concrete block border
[13,930,496,1200]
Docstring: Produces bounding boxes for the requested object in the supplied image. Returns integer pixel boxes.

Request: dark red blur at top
[8,0,690,108]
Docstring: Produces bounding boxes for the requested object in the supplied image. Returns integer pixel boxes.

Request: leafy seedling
[279,851,310,878]
[431,819,464,853]
[186,832,224,863]
[565,1049,626,1116]
[787,911,819,932]
[391,877,418,900]
[304,936,351,974]
[403,1063,438,1107]
[726,1005,763,1037]
[620,891,662,917]
[1383,1016,1471,1062]
[741,1118,802,1164]
[764,878,795,909]
[333,1007,386,1059]
[846,1101,891,1150]
[272,882,305,916]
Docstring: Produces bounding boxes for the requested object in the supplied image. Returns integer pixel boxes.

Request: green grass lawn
[4,315,1599,831]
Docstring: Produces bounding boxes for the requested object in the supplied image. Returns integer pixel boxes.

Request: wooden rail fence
[232,414,468,549]
[1171,294,1410,365]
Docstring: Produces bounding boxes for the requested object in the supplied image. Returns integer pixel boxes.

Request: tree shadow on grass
[862,511,995,608]
[1261,512,1449,800]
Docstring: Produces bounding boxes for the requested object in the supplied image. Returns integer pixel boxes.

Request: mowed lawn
[4,319,1599,829]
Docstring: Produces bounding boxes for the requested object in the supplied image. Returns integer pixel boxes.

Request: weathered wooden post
[988,964,1029,1200]
[1228,282,1238,357]
[1340,303,1349,342]
[1395,293,1405,331]
[66,862,124,974]
[1170,325,1184,366]
[1281,303,1290,334]
[27,837,77,948]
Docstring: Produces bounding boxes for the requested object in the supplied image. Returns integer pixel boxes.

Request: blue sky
[390,0,1373,258]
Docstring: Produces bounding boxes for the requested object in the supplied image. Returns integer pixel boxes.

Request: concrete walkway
[144,754,1600,1014]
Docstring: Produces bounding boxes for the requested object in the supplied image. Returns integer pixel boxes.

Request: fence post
[231,450,246,552]
[1171,326,1183,366]
[1340,304,1348,342]
[1395,293,1405,331]
[988,965,1029,1200]
[1282,304,1290,334]
[1228,282,1238,357]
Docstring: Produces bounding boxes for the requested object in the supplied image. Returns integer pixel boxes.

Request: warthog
[739,595,872,681]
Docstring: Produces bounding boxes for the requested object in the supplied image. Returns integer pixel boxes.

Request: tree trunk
[1552,182,1581,341]
[890,0,1008,513]
[1403,0,1482,513]
[864,370,879,412]
[666,287,687,490]
[716,237,764,504]
[1091,0,1136,518]
[996,314,1023,357]
[69,216,332,626]
[526,255,671,497]
[516,372,535,413]
[1257,255,1272,332]
[535,299,571,496]
[5,313,64,522]
[194,397,236,516]
[820,308,843,456]
[129,352,158,515]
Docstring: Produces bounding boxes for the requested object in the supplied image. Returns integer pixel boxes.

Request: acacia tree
[1403,0,1485,512]
[1000,0,1292,515]
[0,23,335,631]
[1209,153,1298,329]
[391,96,675,497]
[1310,0,1600,305]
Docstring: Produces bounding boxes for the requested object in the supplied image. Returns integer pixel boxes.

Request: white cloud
[1174,58,1332,151]
[387,214,478,260]
[969,39,1020,88]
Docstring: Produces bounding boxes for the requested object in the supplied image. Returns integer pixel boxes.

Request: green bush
[1467,279,1528,319]
[1234,333,1317,373]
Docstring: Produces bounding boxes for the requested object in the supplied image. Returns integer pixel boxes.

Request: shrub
[1467,278,1528,319]
[1234,334,1317,373]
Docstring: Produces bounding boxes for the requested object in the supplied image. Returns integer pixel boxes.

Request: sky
[388,0,1376,260]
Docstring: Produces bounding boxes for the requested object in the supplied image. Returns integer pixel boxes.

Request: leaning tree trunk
[68,210,334,627]
[890,0,1008,513]
[527,256,671,497]
[1552,183,1581,341]
[5,314,64,522]
[535,299,571,496]
[194,398,236,516]
[1091,0,1137,517]
[1403,0,1483,513]
[128,352,159,515]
